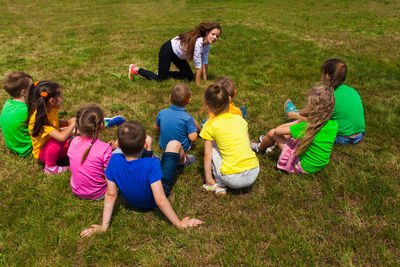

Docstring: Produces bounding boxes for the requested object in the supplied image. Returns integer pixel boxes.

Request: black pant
[138,40,194,82]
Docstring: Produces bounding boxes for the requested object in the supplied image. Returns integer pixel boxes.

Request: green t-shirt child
[0,99,32,156]
[290,120,338,173]
[332,84,365,136]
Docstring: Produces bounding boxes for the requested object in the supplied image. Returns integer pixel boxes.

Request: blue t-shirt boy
[156,105,198,152]
[105,153,163,209]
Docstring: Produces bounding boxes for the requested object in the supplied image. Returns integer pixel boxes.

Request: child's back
[320,59,365,142]
[288,120,338,173]
[68,105,112,199]
[156,84,198,152]
[106,153,162,208]
[68,136,112,199]
[29,108,59,158]
[0,72,33,156]
[202,113,258,174]
[332,84,365,136]
[0,99,32,156]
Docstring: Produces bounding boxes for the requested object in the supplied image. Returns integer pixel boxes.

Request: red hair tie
[40,92,48,98]
[34,81,39,87]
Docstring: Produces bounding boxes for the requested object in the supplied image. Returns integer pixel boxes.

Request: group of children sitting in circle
[0,58,365,235]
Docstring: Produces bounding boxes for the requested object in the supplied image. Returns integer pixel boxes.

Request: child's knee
[267,129,275,138]
[165,140,181,153]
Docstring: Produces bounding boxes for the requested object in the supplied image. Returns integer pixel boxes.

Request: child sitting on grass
[154,83,200,165]
[285,58,365,145]
[80,121,202,237]
[68,104,116,200]
[253,84,338,174]
[200,84,259,195]
[0,72,33,156]
[28,81,76,174]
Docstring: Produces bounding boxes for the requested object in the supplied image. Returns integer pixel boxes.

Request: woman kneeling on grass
[252,84,338,174]
[129,22,221,86]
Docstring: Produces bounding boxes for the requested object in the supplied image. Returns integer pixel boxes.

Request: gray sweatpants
[212,142,259,189]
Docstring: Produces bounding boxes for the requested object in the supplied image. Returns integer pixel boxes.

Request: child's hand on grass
[80,224,104,237]
[177,217,204,229]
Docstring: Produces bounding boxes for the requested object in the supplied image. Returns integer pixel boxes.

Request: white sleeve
[193,37,203,69]
[202,44,210,65]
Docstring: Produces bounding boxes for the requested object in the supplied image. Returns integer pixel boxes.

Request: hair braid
[75,105,104,164]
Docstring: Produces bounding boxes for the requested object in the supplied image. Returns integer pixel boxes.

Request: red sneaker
[129,64,138,80]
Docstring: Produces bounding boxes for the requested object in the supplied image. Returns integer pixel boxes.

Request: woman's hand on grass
[177,217,204,229]
[80,224,104,237]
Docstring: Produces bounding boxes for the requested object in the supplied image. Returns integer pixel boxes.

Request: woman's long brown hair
[178,22,221,61]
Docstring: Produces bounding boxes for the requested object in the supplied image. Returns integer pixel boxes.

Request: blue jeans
[160,152,180,197]
[335,132,365,145]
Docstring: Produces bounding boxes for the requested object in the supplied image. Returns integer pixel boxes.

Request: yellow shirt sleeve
[199,119,214,141]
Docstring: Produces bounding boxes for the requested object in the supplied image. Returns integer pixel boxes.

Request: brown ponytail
[320,58,347,89]
[75,105,104,164]
[204,83,229,116]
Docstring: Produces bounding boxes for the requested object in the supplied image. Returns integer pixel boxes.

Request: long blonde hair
[289,84,336,155]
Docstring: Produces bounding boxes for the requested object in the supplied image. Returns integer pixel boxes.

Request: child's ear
[168,94,172,101]
[229,96,232,102]
[234,89,237,97]
[187,97,191,105]
[20,89,28,97]
[49,97,56,106]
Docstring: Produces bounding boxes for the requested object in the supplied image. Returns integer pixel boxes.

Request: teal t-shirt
[0,99,32,156]
[332,84,365,136]
[290,120,338,173]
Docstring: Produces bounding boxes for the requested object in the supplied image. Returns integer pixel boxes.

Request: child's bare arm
[80,180,118,237]
[47,118,76,142]
[151,180,203,228]
[188,131,198,143]
[274,120,300,136]
[203,140,214,185]
[193,119,202,132]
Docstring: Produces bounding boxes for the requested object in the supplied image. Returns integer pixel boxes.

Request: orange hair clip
[34,81,39,87]
[40,92,48,98]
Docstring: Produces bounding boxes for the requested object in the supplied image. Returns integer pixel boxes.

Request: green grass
[1,0,400,265]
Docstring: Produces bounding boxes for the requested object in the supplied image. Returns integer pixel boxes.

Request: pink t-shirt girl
[67,136,112,199]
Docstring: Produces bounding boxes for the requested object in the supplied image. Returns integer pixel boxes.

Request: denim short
[160,152,180,197]
[335,132,365,145]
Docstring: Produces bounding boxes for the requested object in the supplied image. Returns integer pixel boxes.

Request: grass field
[1,0,400,265]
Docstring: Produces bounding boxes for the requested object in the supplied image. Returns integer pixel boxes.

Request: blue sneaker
[284,99,298,114]
[104,116,126,128]
[239,106,247,119]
